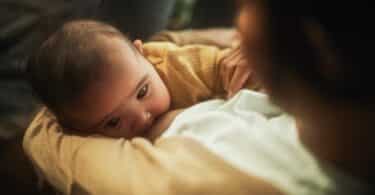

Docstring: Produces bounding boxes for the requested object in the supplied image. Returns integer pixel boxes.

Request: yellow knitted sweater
[143,42,257,109]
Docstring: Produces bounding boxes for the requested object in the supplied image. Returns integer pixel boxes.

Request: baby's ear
[133,39,144,54]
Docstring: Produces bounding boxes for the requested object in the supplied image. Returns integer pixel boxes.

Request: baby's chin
[145,109,184,141]
[143,116,170,141]
[129,110,173,140]
[134,118,155,138]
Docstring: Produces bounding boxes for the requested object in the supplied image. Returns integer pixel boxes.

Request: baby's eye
[106,117,120,128]
[137,84,149,99]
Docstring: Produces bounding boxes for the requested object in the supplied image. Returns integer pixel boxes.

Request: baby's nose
[141,111,152,123]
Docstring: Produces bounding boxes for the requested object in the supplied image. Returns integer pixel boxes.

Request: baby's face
[64,37,171,138]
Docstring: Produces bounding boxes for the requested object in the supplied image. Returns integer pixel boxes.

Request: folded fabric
[22,99,281,195]
[143,41,259,109]
[162,90,372,195]
[23,89,371,195]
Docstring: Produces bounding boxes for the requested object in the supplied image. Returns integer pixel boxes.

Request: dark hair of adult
[241,0,374,105]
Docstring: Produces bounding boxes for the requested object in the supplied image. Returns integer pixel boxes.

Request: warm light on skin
[62,37,171,139]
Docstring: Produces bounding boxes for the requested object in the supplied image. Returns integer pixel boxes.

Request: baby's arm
[146,109,185,141]
[150,28,239,49]
[219,45,262,98]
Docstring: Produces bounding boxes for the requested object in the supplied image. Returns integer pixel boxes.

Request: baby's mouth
[138,117,155,135]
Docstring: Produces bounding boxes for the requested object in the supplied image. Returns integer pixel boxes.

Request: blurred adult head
[237,0,374,182]
[238,0,374,117]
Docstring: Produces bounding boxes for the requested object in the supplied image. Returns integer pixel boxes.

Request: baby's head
[27,20,171,138]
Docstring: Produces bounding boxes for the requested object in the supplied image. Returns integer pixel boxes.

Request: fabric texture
[162,90,372,195]
[22,42,279,195]
[143,41,257,109]
[23,90,372,195]
[149,29,239,48]
[23,107,282,195]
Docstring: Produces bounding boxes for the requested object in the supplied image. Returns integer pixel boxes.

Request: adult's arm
[23,108,283,195]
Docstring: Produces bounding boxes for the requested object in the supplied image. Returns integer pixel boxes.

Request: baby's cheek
[149,87,170,114]
[155,96,170,115]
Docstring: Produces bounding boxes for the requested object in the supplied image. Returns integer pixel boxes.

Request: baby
[27,20,256,139]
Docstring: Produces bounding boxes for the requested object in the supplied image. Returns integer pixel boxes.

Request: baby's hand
[220,46,253,98]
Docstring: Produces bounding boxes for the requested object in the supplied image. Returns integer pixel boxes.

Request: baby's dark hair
[27,20,132,115]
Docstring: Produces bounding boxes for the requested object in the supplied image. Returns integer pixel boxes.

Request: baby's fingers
[221,62,235,91]
[227,62,251,98]
[220,50,242,90]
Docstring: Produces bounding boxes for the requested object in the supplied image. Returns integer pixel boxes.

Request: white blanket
[162,90,371,195]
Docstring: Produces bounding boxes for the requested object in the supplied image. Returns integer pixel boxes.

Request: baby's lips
[145,118,155,131]
[137,118,155,135]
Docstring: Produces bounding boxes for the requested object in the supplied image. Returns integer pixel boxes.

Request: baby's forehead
[96,34,135,52]
[93,36,139,75]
